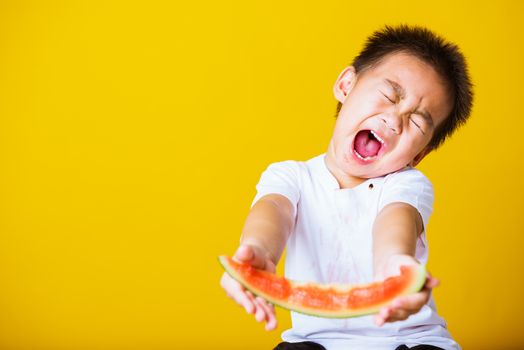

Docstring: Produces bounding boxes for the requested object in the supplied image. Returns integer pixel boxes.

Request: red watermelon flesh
[219,256,426,318]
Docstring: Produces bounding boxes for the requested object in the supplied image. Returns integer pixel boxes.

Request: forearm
[240,194,294,265]
[372,202,423,279]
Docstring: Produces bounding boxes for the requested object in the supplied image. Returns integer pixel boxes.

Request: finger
[374,306,392,327]
[234,290,255,314]
[220,275,234,301]
[374,315,384,327]
[234,245,267,270]
[255,297,278,330]
[255,296,273,319]
[245,290,257,305]
[253,298,266,323]
[385,308,410,323]
[246,291,270,321]
[222,274,255,314]
[391,292,429,313]
[265,309,278,331]
[424,275,440,289]
[245,290,261,314]
[245,291,256,302]
[234,245,255,262]
[250,294,270,324]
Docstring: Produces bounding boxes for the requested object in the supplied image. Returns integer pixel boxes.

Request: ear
[333,66,357,103]
[410,146,432,167]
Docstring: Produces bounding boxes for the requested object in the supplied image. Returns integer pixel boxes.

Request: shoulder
[254,157,309,194]
[254,154,323,195]
[379,167,435,213]
[383,166,434,192]
[252,157,316,211]
[261,154,318,180]
[378,167,435,228]
[264,159,304,173]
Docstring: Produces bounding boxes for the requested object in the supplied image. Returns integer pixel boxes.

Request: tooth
[370,130,384,144]
[354,149,376,161]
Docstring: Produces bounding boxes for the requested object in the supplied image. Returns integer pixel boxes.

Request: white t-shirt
[251,153,460,350]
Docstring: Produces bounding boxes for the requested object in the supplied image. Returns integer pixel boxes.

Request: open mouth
[353,129,384,162]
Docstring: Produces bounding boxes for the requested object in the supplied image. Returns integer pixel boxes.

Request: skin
[220,52,453,330]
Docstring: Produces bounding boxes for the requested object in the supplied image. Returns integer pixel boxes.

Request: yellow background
[1,1,523,349]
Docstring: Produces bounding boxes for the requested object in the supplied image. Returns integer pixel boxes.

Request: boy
[220,25,473,350]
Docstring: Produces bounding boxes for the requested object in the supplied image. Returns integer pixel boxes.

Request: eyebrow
[384,78,434,127]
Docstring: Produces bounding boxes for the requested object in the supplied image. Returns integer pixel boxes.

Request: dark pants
[274,341,445,350]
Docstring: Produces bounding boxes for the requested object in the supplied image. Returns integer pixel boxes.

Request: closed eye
[380,91,395,103]
[410,117,425,135]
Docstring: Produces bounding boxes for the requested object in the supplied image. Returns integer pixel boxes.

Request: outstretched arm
[372,202,440,326]
[220,193,295,330]
[240,193,295,266]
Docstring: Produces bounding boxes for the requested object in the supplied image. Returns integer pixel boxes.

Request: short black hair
[335,24,473,151]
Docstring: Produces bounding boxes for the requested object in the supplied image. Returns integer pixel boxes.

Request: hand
[374,254,440,327]
[220,244,278,331]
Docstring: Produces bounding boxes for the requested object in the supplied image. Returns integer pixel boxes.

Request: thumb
[234,244,270,270]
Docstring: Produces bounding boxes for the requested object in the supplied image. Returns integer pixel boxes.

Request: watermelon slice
[219,255,426,318]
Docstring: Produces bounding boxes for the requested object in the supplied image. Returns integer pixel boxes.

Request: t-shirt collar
[315,153,383,192]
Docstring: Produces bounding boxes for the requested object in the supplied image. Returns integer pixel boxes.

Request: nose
[381,113,402,134]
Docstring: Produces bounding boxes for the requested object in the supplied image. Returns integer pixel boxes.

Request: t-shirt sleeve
[378,168,435,245]
[250,161,301,217]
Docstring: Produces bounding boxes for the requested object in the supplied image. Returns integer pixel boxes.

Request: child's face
[326,52,452,187]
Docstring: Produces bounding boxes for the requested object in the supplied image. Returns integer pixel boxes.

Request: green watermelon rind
[218,255,427,318]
